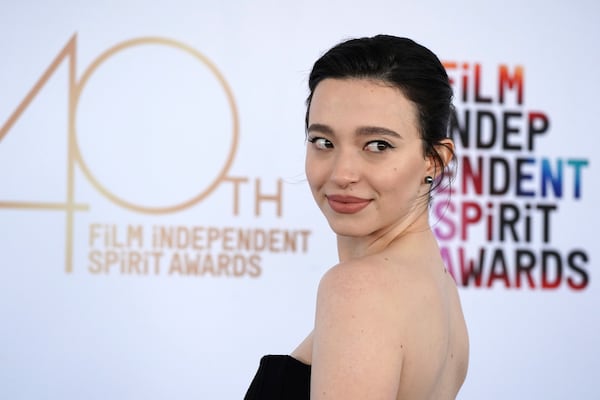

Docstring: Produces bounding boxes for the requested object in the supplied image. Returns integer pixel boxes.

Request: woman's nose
[330,151,360,188]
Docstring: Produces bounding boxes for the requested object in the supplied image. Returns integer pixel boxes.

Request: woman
[245,35,469,400]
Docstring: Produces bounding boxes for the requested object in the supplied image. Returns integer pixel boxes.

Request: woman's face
[305,78,432,238]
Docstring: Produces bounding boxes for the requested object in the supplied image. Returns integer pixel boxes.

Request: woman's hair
[305,35,455,191]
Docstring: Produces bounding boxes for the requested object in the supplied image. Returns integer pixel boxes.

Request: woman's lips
[326,195,371,214]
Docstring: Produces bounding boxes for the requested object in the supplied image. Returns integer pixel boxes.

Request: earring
[424,176,433,184]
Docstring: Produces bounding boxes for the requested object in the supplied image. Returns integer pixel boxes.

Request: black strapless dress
[244,355,311,399]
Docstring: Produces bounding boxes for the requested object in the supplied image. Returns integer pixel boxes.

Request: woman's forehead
[308,78,419,133]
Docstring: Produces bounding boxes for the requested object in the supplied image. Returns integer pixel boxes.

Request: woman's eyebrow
[356,126,402,139]
[307,123,334,135]
[307,123,402,139]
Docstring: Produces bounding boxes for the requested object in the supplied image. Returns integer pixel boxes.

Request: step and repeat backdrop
[1,0,598,399]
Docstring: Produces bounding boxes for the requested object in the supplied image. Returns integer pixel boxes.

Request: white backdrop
[1,0,598,399]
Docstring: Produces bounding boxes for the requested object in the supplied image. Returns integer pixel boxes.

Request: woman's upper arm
[310,264,406,400]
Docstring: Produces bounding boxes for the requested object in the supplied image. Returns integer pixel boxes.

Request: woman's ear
[425,139,455,177]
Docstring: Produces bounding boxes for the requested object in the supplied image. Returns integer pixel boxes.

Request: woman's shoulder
[311,245,467,399]
[315,254,446,347]
[315,251,451,347]
[310,254,449,398]
[317,252,441,307]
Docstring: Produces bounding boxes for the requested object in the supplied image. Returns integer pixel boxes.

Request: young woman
[245,34,469,400]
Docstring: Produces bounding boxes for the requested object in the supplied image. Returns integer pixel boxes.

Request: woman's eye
[309,137,333,150]
[365,140,393,152]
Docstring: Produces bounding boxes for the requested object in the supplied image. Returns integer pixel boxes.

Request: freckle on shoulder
[319,258,393,296]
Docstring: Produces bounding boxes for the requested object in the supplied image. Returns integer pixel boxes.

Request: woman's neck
[336,208,432,262]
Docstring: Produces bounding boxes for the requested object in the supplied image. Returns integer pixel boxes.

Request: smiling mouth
[326,195,371,214]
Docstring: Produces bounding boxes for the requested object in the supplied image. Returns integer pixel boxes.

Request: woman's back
[390,232,469,399]
[292,231,468,399]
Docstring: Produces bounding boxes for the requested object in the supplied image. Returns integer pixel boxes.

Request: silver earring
[424,176,433,184]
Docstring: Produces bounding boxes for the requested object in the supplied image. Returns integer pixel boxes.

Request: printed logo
[0,34,312,277]
[435,61,589,290]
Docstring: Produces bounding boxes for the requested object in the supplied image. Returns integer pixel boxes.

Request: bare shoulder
[315,257,418,328]
[318,256,401,297]
[311,255,468,399]
[317,254,444,315]
[310,257,427,399]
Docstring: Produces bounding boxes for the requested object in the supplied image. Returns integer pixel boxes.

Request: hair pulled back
[305,35,455,190]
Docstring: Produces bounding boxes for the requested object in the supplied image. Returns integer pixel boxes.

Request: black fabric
[244,355,311,399]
